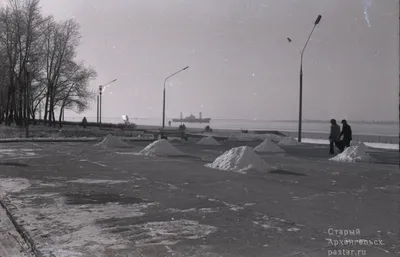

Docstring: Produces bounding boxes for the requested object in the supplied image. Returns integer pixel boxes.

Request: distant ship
[172,112,211,123]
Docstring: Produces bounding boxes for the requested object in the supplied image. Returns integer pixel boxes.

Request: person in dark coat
[329,119,341,154]
[82,117,87,129]
[340,119,352,151]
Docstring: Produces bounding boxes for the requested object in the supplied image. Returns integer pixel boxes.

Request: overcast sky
[37,0,398,121]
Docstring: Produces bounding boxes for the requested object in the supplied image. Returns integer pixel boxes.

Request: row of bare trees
[0,0,97,126]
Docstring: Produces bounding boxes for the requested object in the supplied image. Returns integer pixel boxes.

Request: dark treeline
[0,0,97,126]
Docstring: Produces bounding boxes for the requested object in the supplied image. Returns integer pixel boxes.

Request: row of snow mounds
[227,133,283,142]
[196,136,221,146]
[94,134,130,148]
[139,139,185,157]
[205,146,275,173]
[329,144,376,163]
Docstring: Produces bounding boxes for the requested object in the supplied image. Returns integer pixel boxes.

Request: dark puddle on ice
[0,162,29,167]
[269,169,307,177]
[64,192,148,205]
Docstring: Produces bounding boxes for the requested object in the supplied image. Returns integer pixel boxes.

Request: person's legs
[334,141,342,152]
[329,141,334,154]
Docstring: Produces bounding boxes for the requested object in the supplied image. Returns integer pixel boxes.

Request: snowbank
[196,136,221,146]
[350,141,368,148]
[139,139,185,157]
[205,146,274,173]
[300,138,398,150]
[94,134,129,148]
[254,139,285,153]
[329,145,376,163]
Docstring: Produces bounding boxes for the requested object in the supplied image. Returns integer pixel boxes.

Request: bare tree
[0,0,97,128]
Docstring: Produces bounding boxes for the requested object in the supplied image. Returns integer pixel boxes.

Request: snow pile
[94,134,129,148]
[278,136,302,146]
[205,146,273,173]
[350,141,368,149]
[139,139,185,157]
[329,145,376,163]
[254,139,285,153]
[196,136,221,146]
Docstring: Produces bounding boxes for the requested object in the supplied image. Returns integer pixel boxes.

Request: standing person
[329,119,341,154]
[340,119,352,150]
[168,121,171,127]
[82,117,87,129]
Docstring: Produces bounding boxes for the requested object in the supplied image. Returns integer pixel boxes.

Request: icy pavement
[0,141,399,256]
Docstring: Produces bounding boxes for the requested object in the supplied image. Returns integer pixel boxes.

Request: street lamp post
[288,14,322,142]
[99,85,103,124]
[97,95,99,123]
[96,79,117,126]
[162,66,189,133]
[25,62,32,138]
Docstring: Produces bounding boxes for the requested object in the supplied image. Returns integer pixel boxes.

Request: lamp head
[183,66,189,70]
[315,15,322,25]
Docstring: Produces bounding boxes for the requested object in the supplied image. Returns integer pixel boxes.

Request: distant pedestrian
[339,119,352,151]
[329,119,341,154]
[168,121,171,127]
[82,117,87,129]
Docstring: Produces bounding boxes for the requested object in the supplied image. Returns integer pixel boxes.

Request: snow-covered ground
[0,177,218,257]
[299,138,399,150]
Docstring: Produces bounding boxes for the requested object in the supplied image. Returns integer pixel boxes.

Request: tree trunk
[44,87,50,124]
[58,107,63,128]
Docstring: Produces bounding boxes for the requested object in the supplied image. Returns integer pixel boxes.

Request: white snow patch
[254,139,285,153]
[94,134,130,148]
[67,179,128,184]
[11,193,155,257]
[205,146,274,173]
[138,139,185,157]
[127,220,217,246]
[196,136,221,146]
[278,137,302,146]
[300,138,398,150]
[329,145,376,163]
[0,178,31,197]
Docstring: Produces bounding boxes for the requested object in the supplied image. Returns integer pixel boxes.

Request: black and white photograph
[0,0,399,256]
